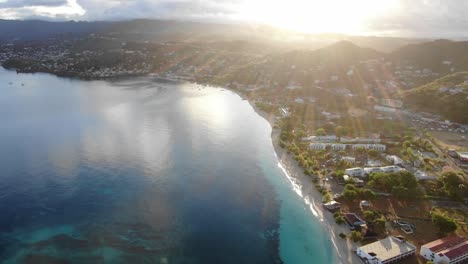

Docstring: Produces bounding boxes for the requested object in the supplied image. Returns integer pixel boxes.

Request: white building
[345,167,364,177]
[331,144,346,150]
[306,135,337,142]
[386,155,404,165]
[420,236,468,264]
[357,236,416,264]
[374,105,397,114]
[310,143,327,150]
[341,137,381,143]
[352,144,386,152]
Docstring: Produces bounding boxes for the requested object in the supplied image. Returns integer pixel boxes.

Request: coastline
[245,98,362,264]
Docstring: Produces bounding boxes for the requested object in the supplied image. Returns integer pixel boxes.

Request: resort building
[420,235,468,264]
[345,166,404,178]
[345,167,364,177]
[356,236,416,264]
[310,143,327,150]
[352,144,386,152]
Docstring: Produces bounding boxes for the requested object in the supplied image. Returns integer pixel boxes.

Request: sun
[236,0,399,35]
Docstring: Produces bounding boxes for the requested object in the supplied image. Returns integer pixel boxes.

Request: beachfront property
[308,143,386,152]
[356,236,416,264]
[352,144,386,152]
[344,166,403,178]
[420,235,468,264]
[323,200,341,211]
[343,213,366,230]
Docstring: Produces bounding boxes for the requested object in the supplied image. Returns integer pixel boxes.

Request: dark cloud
[0,0,68,8]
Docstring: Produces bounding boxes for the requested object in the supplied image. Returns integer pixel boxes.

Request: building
[386,155,404,166]
[352,144,386,152]
[345,167,364,177]
[456,152,468,162]
[343,213,366,230]
[323,200,341,211]
[357,236,416,264]
[305,135,337,142]
[331,144,347,150]
[420,235,468,264]
[340,136,381,143]
[310,143,327,150]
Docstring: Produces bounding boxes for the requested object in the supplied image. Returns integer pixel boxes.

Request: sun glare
[237,0,399,35]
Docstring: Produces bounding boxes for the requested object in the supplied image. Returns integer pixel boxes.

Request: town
[1,32,467,264]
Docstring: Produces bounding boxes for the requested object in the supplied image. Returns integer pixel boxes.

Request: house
[420,235,468,264]
[386,155,404,166]
[323,200,341,211]
[343,213,366,230]
[414,170,437,180]
[357,236,416,264]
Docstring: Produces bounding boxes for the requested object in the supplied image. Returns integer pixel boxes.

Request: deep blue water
[0,68,336,264]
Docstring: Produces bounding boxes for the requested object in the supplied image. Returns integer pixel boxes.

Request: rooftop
[359,236,416,262]
[423,235,468,259]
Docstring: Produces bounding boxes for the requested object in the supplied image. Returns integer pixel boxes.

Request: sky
[0,0,467,38]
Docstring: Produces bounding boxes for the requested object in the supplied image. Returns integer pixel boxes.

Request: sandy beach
[247,100,362,264]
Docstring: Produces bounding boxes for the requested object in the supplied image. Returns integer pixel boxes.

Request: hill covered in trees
[402,72,468,123]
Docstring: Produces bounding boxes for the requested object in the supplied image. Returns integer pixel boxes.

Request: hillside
[403,72,468,123]
[389,39,468,74]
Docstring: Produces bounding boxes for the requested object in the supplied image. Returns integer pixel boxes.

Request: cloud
[0,0,68,8]
[363,0,468,38]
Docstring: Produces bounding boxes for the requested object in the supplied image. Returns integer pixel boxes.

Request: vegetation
[431,210,458,235]
[349,230,363,242]
[438,171,467,201]
[334,212,345,224]
[368,171,423,198]
[403,71,468,123]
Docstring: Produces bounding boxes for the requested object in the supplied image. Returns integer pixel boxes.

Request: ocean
[0,68,336,264]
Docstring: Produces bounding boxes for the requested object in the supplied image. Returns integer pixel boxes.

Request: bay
[0,67,336,264]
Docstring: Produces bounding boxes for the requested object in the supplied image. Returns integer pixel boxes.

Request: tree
[364,211,379,221]
[343,189,358,201]
[335,126,345,137]
[360,189,376,200]
[368,149,379,158]
[349,231,363,242]
[316,128,326,136]
[431,211,457,235]
[439,171,467,200]
[373,217,386,234]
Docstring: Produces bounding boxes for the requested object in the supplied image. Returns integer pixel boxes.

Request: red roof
[425,236,467,252]
[441,241,468,259]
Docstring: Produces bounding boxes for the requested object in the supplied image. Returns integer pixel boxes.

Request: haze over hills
[0,19,426,53]
[2,19,468,123]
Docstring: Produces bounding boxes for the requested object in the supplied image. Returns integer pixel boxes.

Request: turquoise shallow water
[0,68,336,263]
